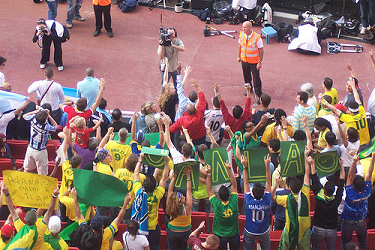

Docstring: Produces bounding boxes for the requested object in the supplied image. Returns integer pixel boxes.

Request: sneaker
[74,16,85,21]
[93,30,101,37]
[40,64,46,69]
[66,23,73,29]
[57,66,64,71]
[360,27,367,34]
[108,31,113,38]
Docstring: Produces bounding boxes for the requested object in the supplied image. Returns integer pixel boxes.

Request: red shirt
[73,127,94,148]
[220,97,252,139]
[170,92,206,141]
[63,105,93,128]
[187,236,208,250]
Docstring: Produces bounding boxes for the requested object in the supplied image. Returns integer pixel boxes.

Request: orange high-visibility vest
[240,31,261,64]
[93,0,111,6]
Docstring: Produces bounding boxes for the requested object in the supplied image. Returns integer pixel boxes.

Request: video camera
[159,14,172,46]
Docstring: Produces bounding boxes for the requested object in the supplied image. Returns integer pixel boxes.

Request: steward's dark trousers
[94,4,112,32]
[41,35,63,67]
[241,60,262,97]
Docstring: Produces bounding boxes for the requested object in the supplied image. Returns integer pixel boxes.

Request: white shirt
[340,141,360,168]
[368,87,375,116]
[28,80,65,111]
[123,232,149,250]
[0,72,5,86]
[204,109,224,142]
[288,24,321,54]
[238,31,264,48]
[232,0,257,10]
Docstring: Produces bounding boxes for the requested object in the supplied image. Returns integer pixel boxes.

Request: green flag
[203,148,229,186]
[312,151,340,177]
[243,148,269,183]
[280,141,306,177]
[73,169,128,207]
[359,140,375,159]
[113,132,160,146]
[59,204,90,241]
[173,161,200,191]
[141,147,169,169]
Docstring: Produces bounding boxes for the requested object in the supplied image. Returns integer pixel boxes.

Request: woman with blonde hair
[158,58,178,122]
[143,102,159,133]
[166,167,193,250]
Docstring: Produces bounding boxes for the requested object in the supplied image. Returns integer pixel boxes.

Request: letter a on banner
[203,148,229,186]
[173,161,200,191]
[280,141,306,177]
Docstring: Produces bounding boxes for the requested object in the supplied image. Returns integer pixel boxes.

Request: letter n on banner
[173,161,200,191]
[280,141,306,177]
[203,148,229,186]
[243,148,269,183]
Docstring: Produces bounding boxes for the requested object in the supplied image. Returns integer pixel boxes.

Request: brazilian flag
[4,223,38,250]
[359,139,375,159]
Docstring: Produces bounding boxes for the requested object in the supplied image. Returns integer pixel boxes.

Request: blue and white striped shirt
[25,114,56,150]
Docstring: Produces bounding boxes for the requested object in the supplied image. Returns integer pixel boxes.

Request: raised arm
[347,155,359,186]
[241,156,250,193]
[303,146,311,186]
[157,116,165,147]
[162,113,174,150]
[134,153,143,183]
[2,184,19,221]
[159,156,170,189]
[226,161,237,193]
[346,64,356,78]
[264,154,271,193]
[244,114,268,140]
[224,125,234,139]
[320,99,342,117]
[214,83,222,102]
[181,65,192,88]
[90,78,106,111]
[112,193,131,227]
[131,112,139,142]
[302,114,313,149]
[71,187,84,222]
[91,113,103,131]
[43,187,59,224]
[271,176,283,200]
[189,221,205,237]
[98,127,114,150]
[336,116,348,148]
[184,166,193,215]
[167,172,177,199]
[206,126,219,148]
[205,165,215,197]
[182,127,194,147]
[348,77,362,105]
[366,152,375,182]
[162,58,169,86]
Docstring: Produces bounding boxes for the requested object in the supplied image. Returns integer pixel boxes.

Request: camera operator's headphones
[167,27,177,37]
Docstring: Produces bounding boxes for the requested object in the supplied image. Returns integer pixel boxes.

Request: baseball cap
[25,210,37,225]
[136,130,145,144]
[48,216,61,233]
[90,214,103,230]
[334,103,348,113]
[96,148,109,162]
[1,224,13,238]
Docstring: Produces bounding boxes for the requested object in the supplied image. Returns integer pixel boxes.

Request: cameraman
[32,18,68,72]
[157,27,185,87]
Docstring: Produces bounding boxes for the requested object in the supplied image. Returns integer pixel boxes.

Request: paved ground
[1,0,375,115]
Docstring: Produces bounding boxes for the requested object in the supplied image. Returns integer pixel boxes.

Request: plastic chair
[0,159,14,176]
[191,212,208,233]
[7,140,29,160]
[261,27,278,44]
[160,230,168,250]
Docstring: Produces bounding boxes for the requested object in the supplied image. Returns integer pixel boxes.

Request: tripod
[149,0,166,10]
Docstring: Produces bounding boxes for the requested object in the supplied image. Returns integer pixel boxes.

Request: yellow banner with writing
[2,171,58,209]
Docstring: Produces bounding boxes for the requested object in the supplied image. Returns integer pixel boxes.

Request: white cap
[48,216,61,233]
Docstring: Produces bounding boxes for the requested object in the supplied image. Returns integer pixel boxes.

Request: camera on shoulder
[160,27,172,46]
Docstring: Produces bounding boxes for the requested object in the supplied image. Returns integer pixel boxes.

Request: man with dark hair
[261,109,294,146]
[292,91,317,132]
[206,160,240,250]
[108,108,130,132]
[205,95,224,146]
[242,154,272,249]
[271,176,292,230]
[3,184,59,249]
[341,153,375,249]
[28,68,65,124]
[318,95,333,117]
[32,18,68,71]
[88,97,111,136]
[22,108,57,175]
[343,76,364,107]
[318,77,338,111]
[132,152,170,250]
[252,93,275,136]
[309,152,345,250]
[215,83,252,147]
[321,131,341,156]
[77,67,100,110]
[272,147,311,249]
[321,77,370,149]
[170,81,207,146]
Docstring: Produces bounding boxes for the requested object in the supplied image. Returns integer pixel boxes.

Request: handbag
[38,81,54,106]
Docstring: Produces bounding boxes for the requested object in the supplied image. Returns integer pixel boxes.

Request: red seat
[208,213,214,233]
[238,215,246,235]
[46,143,57,161]
[7,140,29,160]
[367,230,375,250]
[68,248,80,250]
[0,158,14,176]
[270,230,283,249]
[158,210,166,230]
[115,223,127,242]
[191,212,207,233]
[160,230,168,250]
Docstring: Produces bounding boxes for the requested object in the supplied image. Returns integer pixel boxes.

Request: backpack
[342,19,360,36]
[272,22,293,42]
[198,8,211,22]
[118,0,137,13]
[318,18,338,38]
[62,26,70,43]
[69,224,103,250]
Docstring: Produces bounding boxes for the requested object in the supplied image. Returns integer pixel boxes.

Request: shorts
[23,146,48,175]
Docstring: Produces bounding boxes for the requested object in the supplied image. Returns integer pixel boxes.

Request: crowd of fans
[1,49,375,250]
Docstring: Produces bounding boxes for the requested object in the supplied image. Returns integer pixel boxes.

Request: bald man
[76,67,100,109]
[237,21,264,105]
